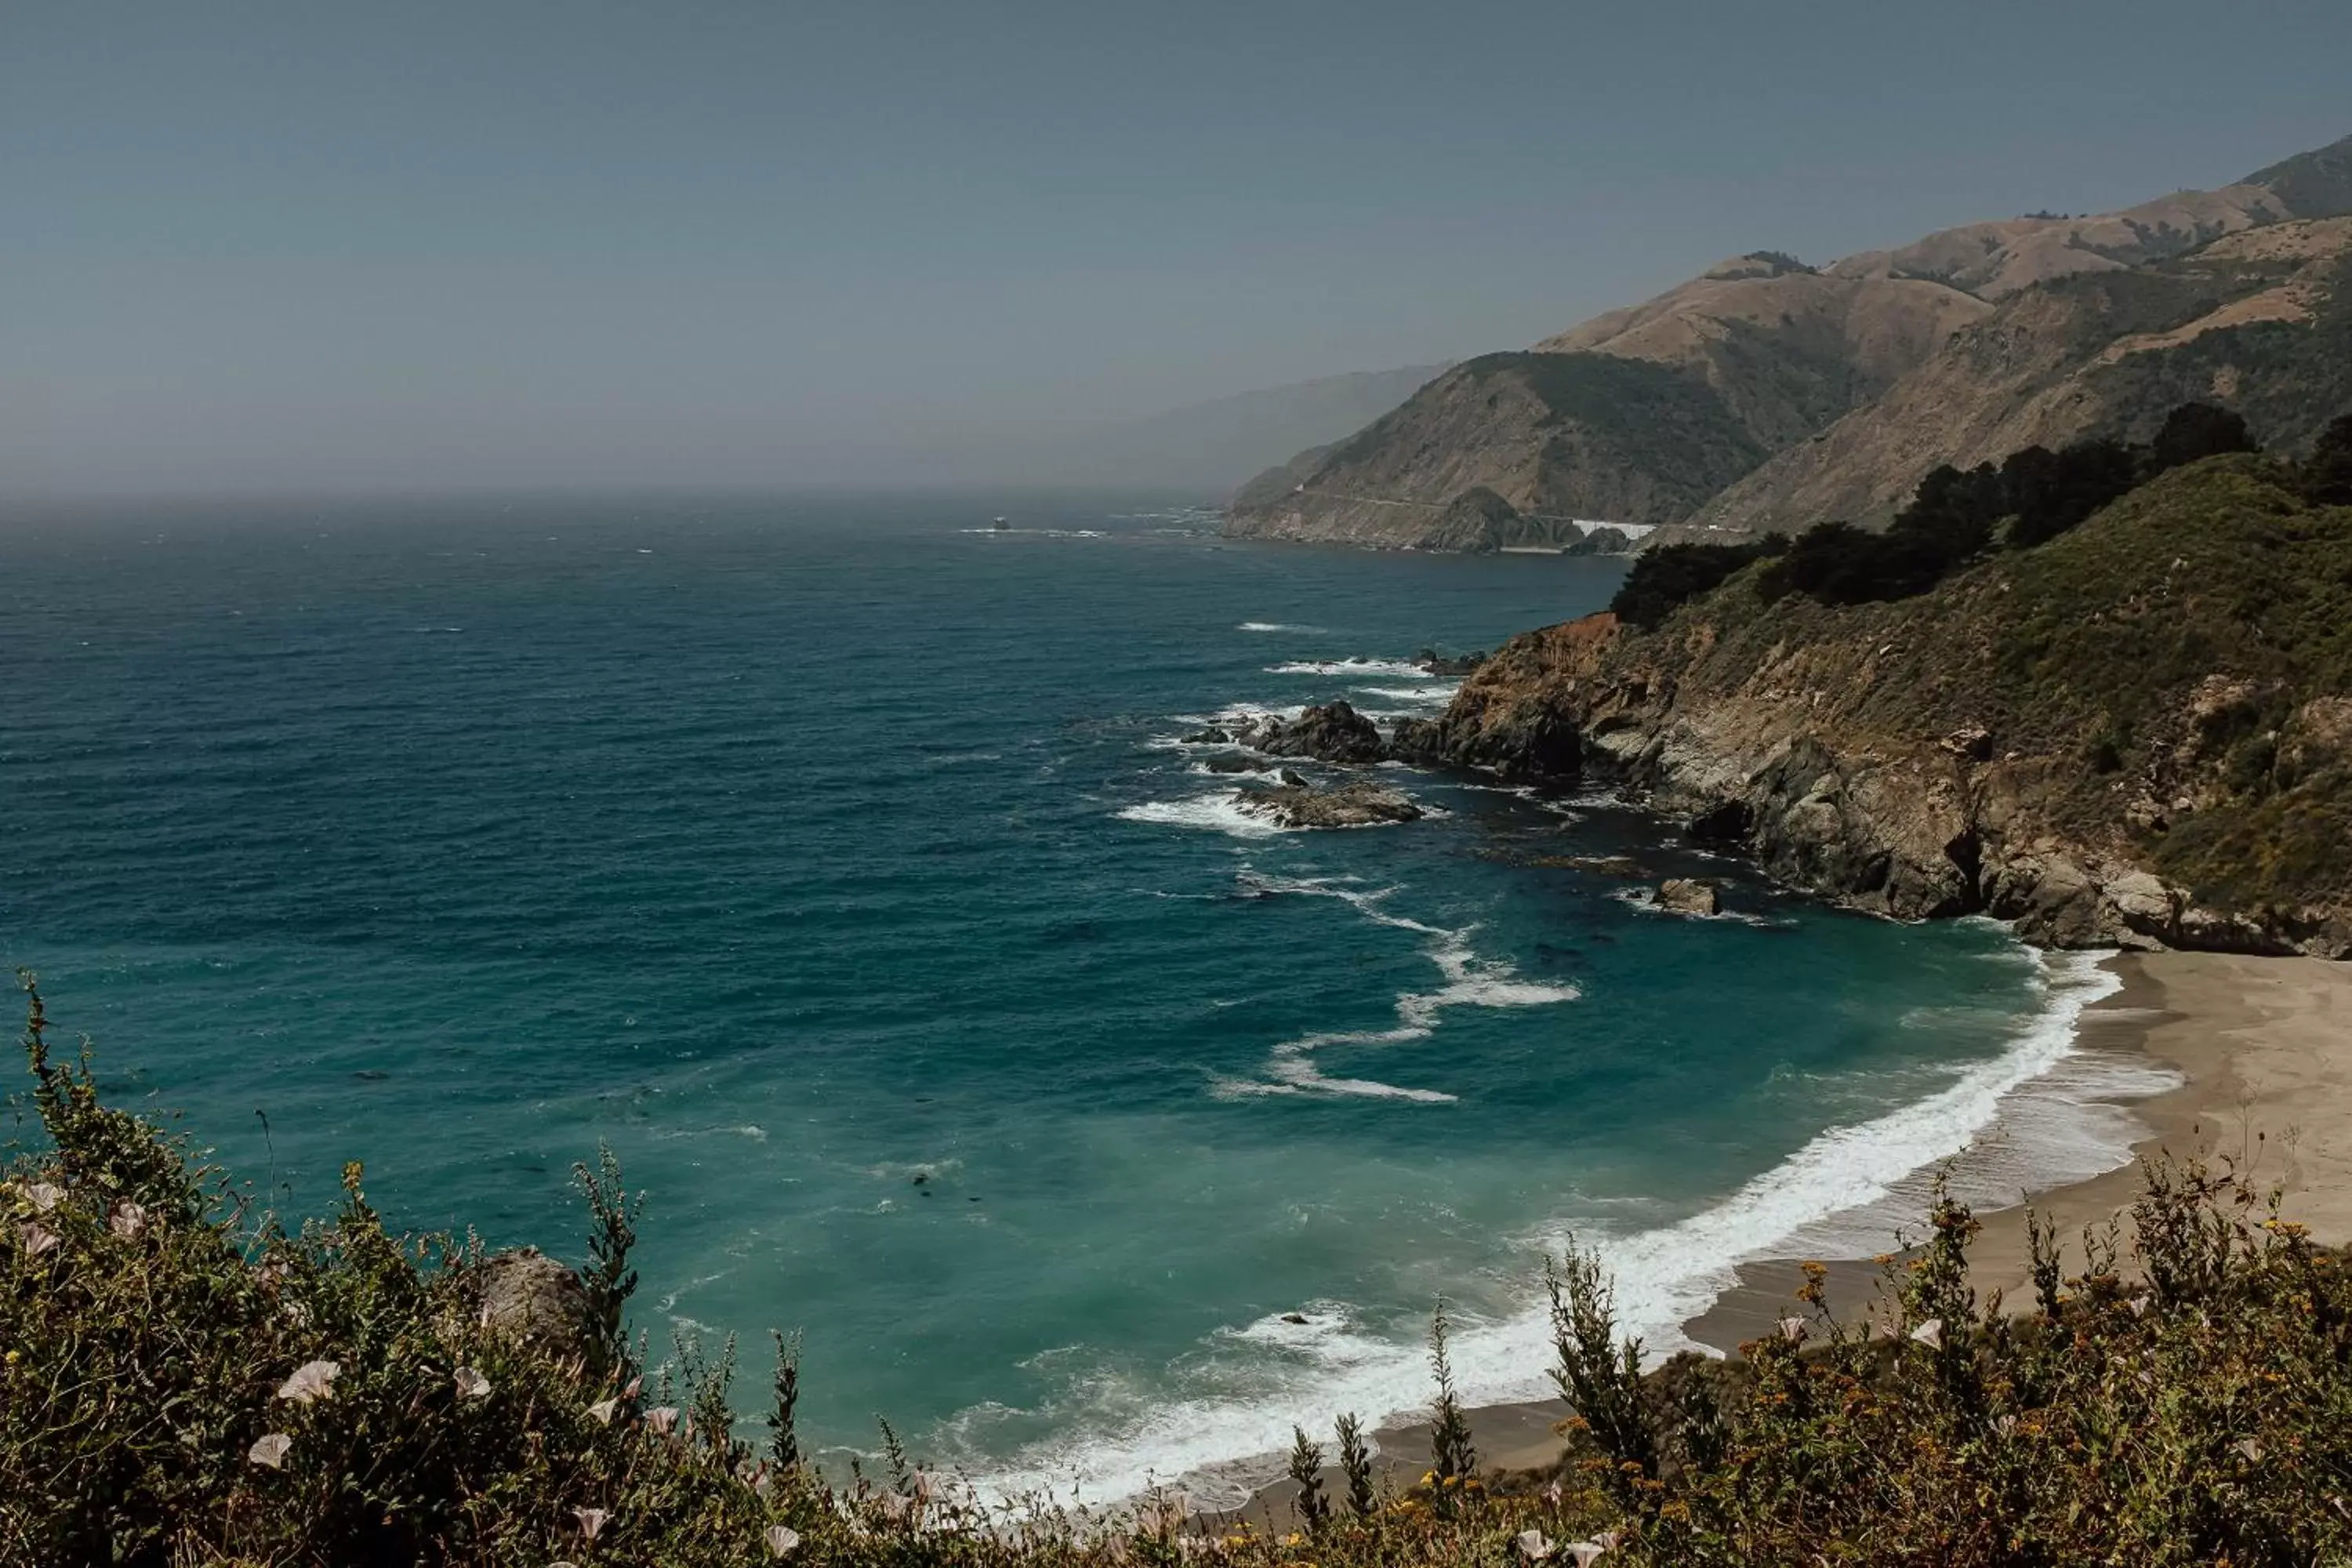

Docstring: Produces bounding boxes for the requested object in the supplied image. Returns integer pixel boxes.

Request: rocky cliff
[1400,458,2352,956]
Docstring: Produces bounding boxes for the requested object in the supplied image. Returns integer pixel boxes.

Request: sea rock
[1560,855,1650,878]
[1236,779,1424,829]
[1247,700,1389,764]
[477,1247,593,1360]
[1655,879,1721,916]
[1498,851,1653,877]
[1414,648,1489,677]
[1201,753,1275,774]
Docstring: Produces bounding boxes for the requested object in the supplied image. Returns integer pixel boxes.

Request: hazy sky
[6,1,2350,497]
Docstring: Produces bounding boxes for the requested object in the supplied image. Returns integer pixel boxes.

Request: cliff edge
[1406,457,2352,955]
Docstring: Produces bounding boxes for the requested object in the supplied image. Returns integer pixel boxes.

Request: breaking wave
[1211,873,1578,1103]
[960,951,2143,1511]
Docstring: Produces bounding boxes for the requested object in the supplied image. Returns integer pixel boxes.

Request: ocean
[0,495,2165,1504]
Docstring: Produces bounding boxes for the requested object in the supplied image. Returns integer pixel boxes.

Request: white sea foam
[1356,682,1457,703]
[1609,886,1795,927]
[1116,794,1294,839]
[963,949,2143,1512]
[1237,622,1327,633]
[960,527,1110,538]
[1220,874,1578,1105]
[1200,702,1307,725]
[1144,705,1305,753]
[1265,658,1431,678]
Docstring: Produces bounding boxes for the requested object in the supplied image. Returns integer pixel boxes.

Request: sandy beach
[1686,949,2352,1355]
[1224,949,2352,1525]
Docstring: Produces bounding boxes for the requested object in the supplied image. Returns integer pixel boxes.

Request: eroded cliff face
[1410,465,2352,956]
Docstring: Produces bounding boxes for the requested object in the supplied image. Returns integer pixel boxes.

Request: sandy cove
[1224,950,2352,1524]
[1686,949,2352,1354]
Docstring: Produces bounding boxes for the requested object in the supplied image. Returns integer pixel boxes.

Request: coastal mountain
[1222,258,1983,549]
[1398,452,2352,956]
[1693,215,2352,532]
[1222,344,1785,548]
[1225,132,2352,551]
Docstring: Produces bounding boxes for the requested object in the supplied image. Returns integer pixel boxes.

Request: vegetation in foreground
[7,978,2350,1566]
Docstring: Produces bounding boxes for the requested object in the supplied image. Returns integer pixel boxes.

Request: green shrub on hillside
[1749,402,2294,609]
[1610,535,1786,630]
[2303,412,2352,506]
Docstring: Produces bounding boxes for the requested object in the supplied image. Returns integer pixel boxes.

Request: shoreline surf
[1218,946,2350,1529]
[1684,948,2352,1356]
[964,940,2144,1512]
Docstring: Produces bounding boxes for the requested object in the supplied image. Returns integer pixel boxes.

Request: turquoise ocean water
[0,496,2158,1503]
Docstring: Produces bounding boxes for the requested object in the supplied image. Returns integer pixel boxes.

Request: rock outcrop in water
[1414,648,1488,677]
[1655,879,1721,917]
[1191,700,1389,764]
[1400,458,2352,957]
[1236,776,1425,829]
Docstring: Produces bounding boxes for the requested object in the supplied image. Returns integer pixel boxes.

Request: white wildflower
[644,1405,680,1435]
[1514,1528,1554,1561]
[248,1432,292,1468]
[108,1202,147,1240]
[26,1182,65,1214]
[1777,1316,1808,1345]
[1566,1541,1610,1566]
[572,1506,609,1541]
[20,1222,59,1258]
[588,1397,619,1425]
[1138,1490,1189,1534]
[452,1366,491,1399]
[764,1524,801,1558]
[275,1359,339,1403]
[1909,1318,1944,1349]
